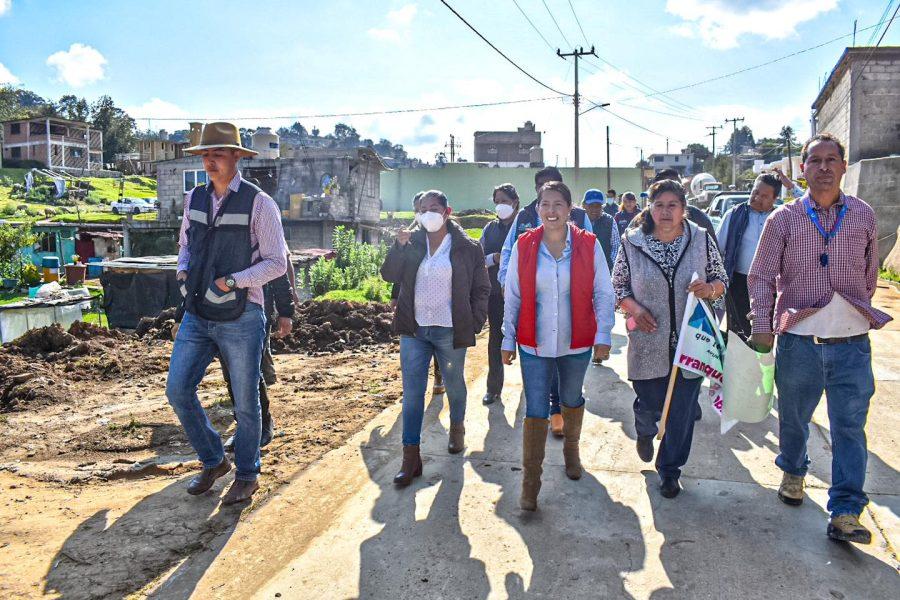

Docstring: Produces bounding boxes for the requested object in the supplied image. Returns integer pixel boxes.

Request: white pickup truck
[111,197,155,215]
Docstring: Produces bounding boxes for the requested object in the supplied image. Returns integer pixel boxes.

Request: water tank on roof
[251,127,279,159]
[690,172,718,197]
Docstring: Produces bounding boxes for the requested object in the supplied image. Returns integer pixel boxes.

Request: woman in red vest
[501,181,616,511]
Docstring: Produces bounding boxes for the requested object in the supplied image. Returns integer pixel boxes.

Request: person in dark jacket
[480,183,520,406]
[716,173,780,340]
[390,191,445,396]
[603,189,619,216]
[583,189,620,271]
[614,192,641,234]
[380,190,491,487]
[221,265,295,451]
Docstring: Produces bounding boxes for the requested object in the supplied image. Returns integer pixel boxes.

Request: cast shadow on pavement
[43,474,243,600]
[469,392,646,599]
[357,390,491,599]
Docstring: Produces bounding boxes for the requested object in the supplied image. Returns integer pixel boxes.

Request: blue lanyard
[804,197,847,247]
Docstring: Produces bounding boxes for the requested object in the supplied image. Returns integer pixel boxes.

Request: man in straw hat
[166,122,287,505]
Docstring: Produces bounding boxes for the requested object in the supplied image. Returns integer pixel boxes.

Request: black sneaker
[660,476,681,499]
[636,435,655,463]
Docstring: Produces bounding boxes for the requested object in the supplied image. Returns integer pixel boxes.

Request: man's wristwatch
[224,275,236,290]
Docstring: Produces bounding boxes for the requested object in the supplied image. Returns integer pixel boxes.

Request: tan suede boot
[561,405,585,480]
[520,418,549,511]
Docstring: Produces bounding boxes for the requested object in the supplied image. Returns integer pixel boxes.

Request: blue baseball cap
[583,189,606,205]
[639,191,649,198]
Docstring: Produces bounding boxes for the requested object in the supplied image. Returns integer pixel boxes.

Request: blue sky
[1,0,896,167]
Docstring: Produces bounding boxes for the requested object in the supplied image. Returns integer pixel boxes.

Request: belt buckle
[812,336,827,345]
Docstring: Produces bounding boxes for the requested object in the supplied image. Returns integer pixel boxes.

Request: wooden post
[656,366,680,441]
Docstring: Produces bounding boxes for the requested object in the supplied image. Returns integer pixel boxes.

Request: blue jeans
[549,369,561,416]
[774,333,875,516]
[166,304,266,482]
[633,370,702,479]
[399,326,468,446]
[519,349,590,419]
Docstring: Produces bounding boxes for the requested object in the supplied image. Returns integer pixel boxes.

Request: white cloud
[125,98,190,129]
[368,3,417,44]
[0,1,11,17]
[46,43,107,87]
[0,62,19,84]
[665,0,839,49]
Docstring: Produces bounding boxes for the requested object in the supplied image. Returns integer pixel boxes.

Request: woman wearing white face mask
[480,183,520,405]
[380,190,491,487]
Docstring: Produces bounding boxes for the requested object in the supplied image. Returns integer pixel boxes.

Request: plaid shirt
[747,191,892,335]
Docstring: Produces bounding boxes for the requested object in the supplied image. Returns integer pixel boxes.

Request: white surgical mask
[495,203,515,220]
[419,211,445,233]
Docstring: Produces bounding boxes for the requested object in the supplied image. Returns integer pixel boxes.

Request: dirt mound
[271,300,396,354]
[69,320,124,341]
[9,324,75,355]
[135,307,178,340]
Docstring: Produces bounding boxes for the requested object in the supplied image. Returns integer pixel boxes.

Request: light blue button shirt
[498,208,593,287]
[717,205,773,275]
[502,228,615,357]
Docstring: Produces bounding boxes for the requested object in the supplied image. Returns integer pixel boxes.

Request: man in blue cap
[582,189,619,272]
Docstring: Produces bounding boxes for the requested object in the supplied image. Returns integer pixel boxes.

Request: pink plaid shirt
[747,192,892,335]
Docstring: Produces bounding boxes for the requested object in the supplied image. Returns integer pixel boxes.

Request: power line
[510,0,556,51]
[866,0,895,45]
[619,19,888,103]
[567,0,591,46]
[831,3,899,111]
[616,102,705,122]
[439,0,571,96]
[541,0,573,47]
[133,95,566,122]
[584,98,687,144]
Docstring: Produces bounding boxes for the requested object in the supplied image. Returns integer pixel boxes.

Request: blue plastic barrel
[87,257,104,278]
[41,256,61,269]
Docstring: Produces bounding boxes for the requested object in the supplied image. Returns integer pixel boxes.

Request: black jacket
[380,220,491,349]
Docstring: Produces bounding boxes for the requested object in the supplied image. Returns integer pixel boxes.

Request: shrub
[360,276,391,302]
[309,226,389,299]
[22,263,41,286]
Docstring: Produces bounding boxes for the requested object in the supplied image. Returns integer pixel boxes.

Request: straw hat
[184,122,258,157]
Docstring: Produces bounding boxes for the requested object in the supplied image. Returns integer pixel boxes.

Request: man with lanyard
[480,183,520,406]
[498,166,593,437]
[748,133,891,544]
[167,122,287,505]
[716,173,781,340]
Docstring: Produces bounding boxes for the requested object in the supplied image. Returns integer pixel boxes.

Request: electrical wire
[439,0,571,96]
[134,96,567,121]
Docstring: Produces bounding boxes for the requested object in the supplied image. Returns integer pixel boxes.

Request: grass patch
[465,227,483,240]
[80,311,108,327]
[0,172,156,218]
[108,416,142,435]
[880,268,900,284]
[50,211,158,223]
[0,290,28,305]
[315,288,374,303]
[380,211,416,221]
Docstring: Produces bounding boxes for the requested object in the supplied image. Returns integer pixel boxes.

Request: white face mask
[419,210,445,233]
[495,203,515,220]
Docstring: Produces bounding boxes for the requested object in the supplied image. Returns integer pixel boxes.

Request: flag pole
[656,366,680,441]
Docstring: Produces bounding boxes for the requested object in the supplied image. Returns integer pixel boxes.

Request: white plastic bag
[721,334,775,431]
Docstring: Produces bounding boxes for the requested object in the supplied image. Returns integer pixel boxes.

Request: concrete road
[177,285,899,599]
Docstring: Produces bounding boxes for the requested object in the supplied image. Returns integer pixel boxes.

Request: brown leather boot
[561,405,585,480]
[550,413,564,437]
[393,445,422,487]
[520,418,549,511]
[448,422,465,454]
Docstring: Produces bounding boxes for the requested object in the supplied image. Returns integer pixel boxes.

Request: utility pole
[558,46,597,170]
[725,116,745,186]
[706,124,722,173]
[666,138,669,154]
[445,134,461,163]
[606,126,611,190]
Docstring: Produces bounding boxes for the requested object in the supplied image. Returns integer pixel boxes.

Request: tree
[0,86,49,120]
[90,95,137,164]
[57,94,90,122]
[723,125,755,154]
[780,125,797,148]
[332,123,360,148]
[0,222,37,284]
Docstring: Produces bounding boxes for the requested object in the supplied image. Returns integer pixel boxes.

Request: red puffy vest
[516,224,597,351]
